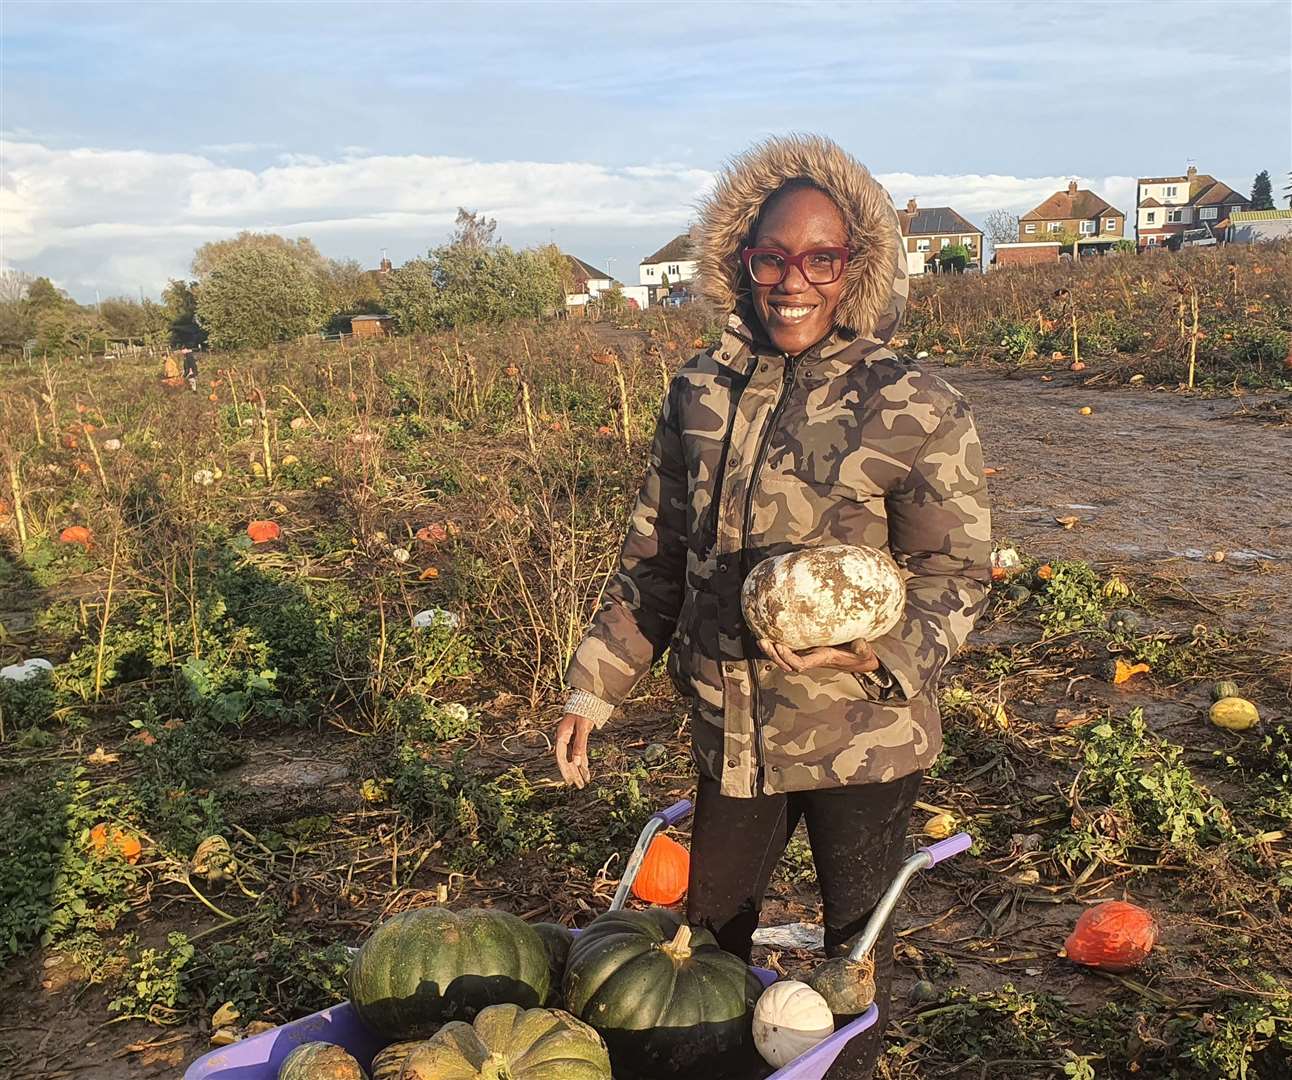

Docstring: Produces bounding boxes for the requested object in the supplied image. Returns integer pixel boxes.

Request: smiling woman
[554,134,992,1079]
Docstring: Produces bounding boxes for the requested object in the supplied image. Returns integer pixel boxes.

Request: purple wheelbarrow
[185,799,970,1080]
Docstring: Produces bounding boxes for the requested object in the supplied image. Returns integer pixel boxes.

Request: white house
[1135,165,1249,250]
[565,255,615,299]
[639,234,699,291]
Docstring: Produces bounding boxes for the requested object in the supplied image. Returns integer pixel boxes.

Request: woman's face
[749,185,849,355]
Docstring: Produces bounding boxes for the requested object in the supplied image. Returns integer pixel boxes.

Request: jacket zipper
[740,349,801,792]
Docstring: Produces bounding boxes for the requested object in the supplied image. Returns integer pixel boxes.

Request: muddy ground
[6,357,1291,1079]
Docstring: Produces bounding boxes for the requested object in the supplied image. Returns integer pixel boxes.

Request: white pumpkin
[741,545,905,650]
[752,979,835,1068]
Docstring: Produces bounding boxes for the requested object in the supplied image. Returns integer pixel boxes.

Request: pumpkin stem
[659,923,693,961]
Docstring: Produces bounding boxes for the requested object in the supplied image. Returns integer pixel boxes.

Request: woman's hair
[748,177,849,248]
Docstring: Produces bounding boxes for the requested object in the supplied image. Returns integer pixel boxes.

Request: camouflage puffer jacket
[565,135,991,797]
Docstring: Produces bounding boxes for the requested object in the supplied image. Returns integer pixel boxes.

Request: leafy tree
[595,283,628,319]
[192,232,325,279]
[380,242,564,334]
[26,277,66,312]
[1250,170,1274,211]
[320,258,383,333]
[98,297,169,344]
[195,247,324,349]
[983,209,1019,246]
[936,243,970,273]
[0,270,35,353]
[162,280,206,348]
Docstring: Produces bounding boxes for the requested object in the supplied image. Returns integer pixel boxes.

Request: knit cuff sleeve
[564,688,615,728]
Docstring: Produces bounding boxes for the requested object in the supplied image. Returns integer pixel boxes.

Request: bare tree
[451,208,499,249]
[983,209,1019,246]
[0,268,34,304]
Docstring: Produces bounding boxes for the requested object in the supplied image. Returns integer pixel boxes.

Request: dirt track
[948,366,1292,655]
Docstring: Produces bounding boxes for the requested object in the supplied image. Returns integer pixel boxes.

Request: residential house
[1135,165,1250,250]
[896,200,983,275]
[1019,181,1125,248]
[639,234,699,301]
[563,254,618,314]
[1224,208,1292,245]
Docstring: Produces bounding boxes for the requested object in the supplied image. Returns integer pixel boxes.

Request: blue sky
[3,0,1289,301]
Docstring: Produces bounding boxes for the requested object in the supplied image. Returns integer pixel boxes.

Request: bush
[196,247,325,349]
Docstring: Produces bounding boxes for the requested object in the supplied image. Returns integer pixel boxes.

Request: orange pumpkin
[692,337,705,349]
[246,520,281,544]
[505,364,520,377]
[1064,901,1156,972]
[593,351,618,366]
[630,833,690,905]
[416,523,448,544]
[59,525,93,549]
[90,823,143,864]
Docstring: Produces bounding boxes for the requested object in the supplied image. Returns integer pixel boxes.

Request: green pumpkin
[370,1041,422,1080]
[805,956,876,1016]
[1211,680,1241,702]
[563,908,761,1079]
[398,1003,611,1080]
[348,907,550,1040]
[532,922,573,1004]
[277,1041,367,1080]
[1004,584,1032,603]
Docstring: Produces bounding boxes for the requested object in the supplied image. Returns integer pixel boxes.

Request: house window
[1200,207,1218,220]
[1147,235,1158,246]
[1047,222,1063,232]
[1105,218,1117,231]
[1080,220,1096,234]
[668,264,679,276]
[1146,211,1156,224]
[1024,223,1036,234]
[916,239,930,252]
[1165,185,1178,197]
[646,268,655,277]
[1168,209,1184,223]
[940,237,951,248]
[962,235,975,245]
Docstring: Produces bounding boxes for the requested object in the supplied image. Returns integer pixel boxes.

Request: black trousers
[687,770,923,1079]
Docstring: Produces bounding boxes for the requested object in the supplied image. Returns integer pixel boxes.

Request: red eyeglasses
[741,246,849,286]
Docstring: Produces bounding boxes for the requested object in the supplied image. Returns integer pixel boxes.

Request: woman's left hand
[758,636,880,675]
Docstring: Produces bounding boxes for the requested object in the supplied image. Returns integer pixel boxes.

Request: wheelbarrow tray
[184,964,877,1080]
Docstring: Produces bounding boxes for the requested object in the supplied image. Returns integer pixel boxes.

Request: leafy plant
[108,932,196,1023]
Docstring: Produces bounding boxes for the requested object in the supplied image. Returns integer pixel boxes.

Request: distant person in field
[182,348,198,391]
[555,134,991,1078]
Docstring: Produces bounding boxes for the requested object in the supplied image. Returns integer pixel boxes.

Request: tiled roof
[1139,175,1190,184]
[1192,180,1248,207]
[897,206,981,236]
[641,234,695,265]
[1139,197,1163,208]
[566,254,612,281]
[1021,188,1121,221]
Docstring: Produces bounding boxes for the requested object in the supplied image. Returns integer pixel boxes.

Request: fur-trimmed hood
[696,134,907,346]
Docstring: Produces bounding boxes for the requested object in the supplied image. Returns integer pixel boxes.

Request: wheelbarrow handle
[654,798,694,827]
[919,832,972,865]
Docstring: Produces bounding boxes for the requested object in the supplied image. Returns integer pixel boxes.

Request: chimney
[1186,164,1197,179]
[1067,180,1078,196]
[906,198,917,213]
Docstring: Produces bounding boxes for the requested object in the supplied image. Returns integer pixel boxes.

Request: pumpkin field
[1,243,1290,1079]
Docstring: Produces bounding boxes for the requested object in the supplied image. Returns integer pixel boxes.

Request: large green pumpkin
[348,907,550,1040]
[370,1041,421,1080]
[277,1041,368,1080]
[397,1003,611,1080]
[563,908,761,1079]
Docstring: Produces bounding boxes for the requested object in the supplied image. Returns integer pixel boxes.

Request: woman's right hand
[554,712,594,789]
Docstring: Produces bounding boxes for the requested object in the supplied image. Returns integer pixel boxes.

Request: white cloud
[1,137,1145,298]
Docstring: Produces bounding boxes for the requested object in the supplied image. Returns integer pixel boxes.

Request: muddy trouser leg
[802,771,924,1079]
[685,775,803,962]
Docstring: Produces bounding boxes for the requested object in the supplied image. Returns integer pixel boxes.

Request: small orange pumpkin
[59,525,93,549]
[592,351,618,366]
[630,833,690,905]
[1064,900,1156,972]
[692,337,705,349]
[416,523,448,544]
[246,519,281,544]
[89,823,143,864]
